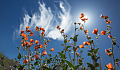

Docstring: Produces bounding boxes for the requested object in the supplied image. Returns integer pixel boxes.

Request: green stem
[73,22,77,67]
[28,49,31,70]
[112,41,116,70]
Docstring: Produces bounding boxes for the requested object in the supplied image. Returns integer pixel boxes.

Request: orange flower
[25,37,28,41]
[26,26,30,29]
[83,42,90,46]
[30,32,33,36]
[84,30,88,35]
[56,25,59,29]
[21,30,24,34]
[79,15,84,19]
[106,63,113,69]
[25,42,29,45]
[31,58,35,61]
[107,52,112,56]
[40,44,43,48]
[50,48,54,51]
[34,46,38,49]
[35,40,39,44]
[101,30,106,35]
[106,20,111,24]
[100,14,104,18]
[79,44,84,48]
[76,53,79,56]
[92,29,98,34]
[43,50,47,56]
[21,44,24,47]
[34,55,38,58]
[108,35,112,38]
[36,26,39,31]
[30,39,34,43]
[44,42,47,46]
[80,27,83,30]
[27,30,31,32]
[81,13,84,15]
[23,59,28,64]
[29,42,32,46]
[42,32,45,34]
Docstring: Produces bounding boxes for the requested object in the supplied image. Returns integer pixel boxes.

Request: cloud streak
[14,0,73,40]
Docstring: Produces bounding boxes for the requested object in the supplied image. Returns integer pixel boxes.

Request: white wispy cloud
[13,0,73,40]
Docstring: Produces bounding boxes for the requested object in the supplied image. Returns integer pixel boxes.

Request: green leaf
[89,40,93,44]
[34,61,38,66]
[66,46,72,49]
[74,65,80,70]
[70,37,73,39]
[95,57,100,62]
[94,48,99,54]
[87,63,95,70]
[73,35,78,42]
[65,60,74,68]
[116,59,120,62]
[95,63,99,67]
[58,52,65,59]
[17,53,21,60]
[61,44,65,46]
[87,53,92,56]
[64,39,67,43]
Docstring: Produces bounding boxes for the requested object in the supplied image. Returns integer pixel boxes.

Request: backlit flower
[35,40,39,44]
[34,46,38,49]
[50,48,54,51]
[30,39,34,43]
[84,30,88,35]
[34,55,38,58]
[92,29,98,34]
[106,20,111,24]
[40,44,43,48]
[101,30,106,35]
[106,63,113,69]
[56,25,59,29]
[43,50,47,56]
[26,26,30,29]
[23,59,28,64]
[108,35,112,38]
[30,32,33,36]
[76,53,79,56]
[79,44,84,48]
[44,42,47,46]
[21,30,24,34]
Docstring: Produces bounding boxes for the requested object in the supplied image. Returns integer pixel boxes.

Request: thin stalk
[65,42,66,59]
[28,49,31,70]
[112,42,116,70]
[98,51,102,70]
[68,51,72,63]
[73,22,77,67]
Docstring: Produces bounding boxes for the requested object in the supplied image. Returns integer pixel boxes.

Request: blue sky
[0,0,120,69]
